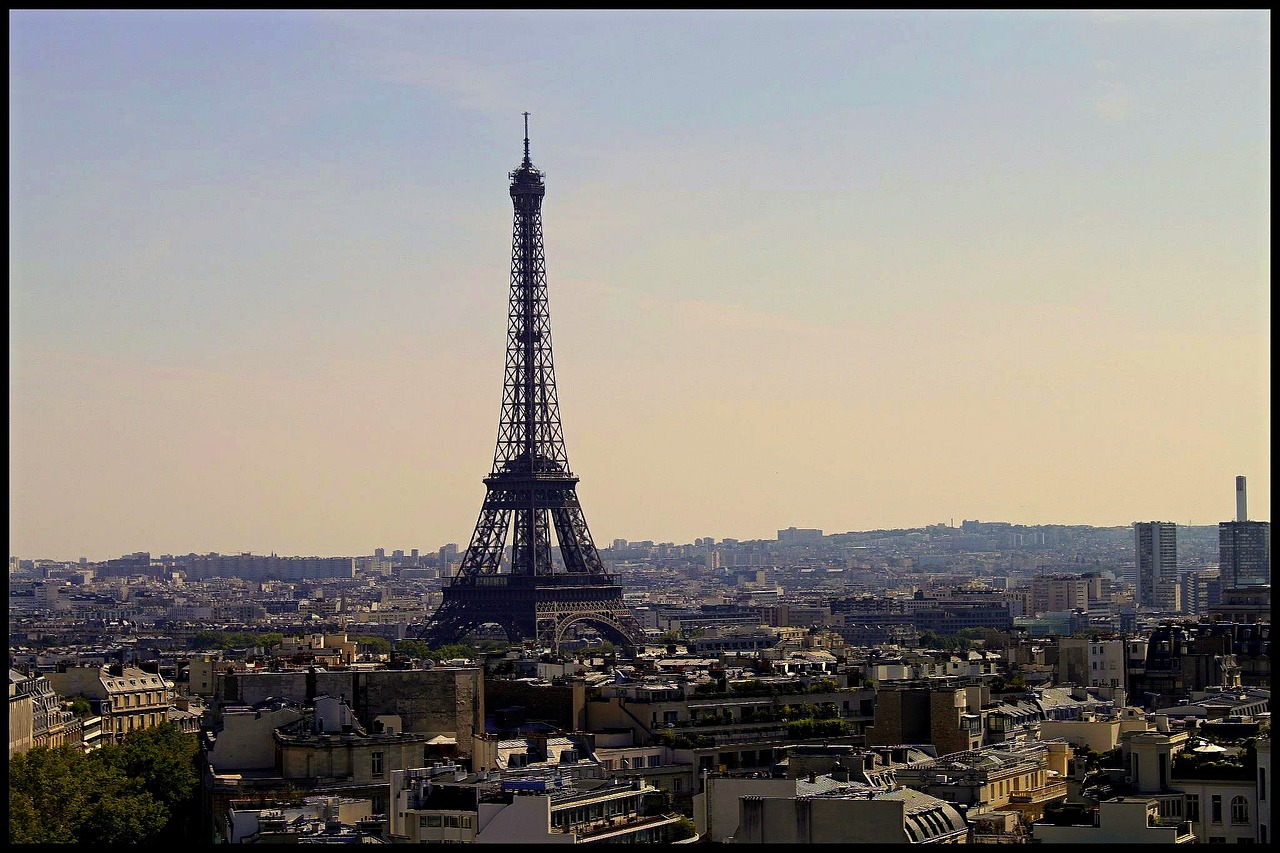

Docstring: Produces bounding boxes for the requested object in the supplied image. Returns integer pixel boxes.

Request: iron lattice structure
[419,118,645,650]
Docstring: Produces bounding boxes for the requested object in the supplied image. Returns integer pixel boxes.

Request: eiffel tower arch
[418,116,645,652]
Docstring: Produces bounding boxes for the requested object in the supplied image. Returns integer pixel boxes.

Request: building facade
[1219,521,1269,587]
[45,664,172,744]
[1134,522,1178,611]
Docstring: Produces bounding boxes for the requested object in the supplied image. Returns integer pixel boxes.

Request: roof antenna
[522,111,532,167]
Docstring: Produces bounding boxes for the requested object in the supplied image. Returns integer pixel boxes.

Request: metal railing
[1008,781,1069,803]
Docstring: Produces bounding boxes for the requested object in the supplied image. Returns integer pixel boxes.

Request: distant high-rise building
[777,527,823,545]
[1219,522,1270,587]
[1134,522,1179,611]
[1219,475,1270,587]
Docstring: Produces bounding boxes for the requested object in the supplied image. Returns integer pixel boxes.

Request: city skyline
[10,10,1270,562]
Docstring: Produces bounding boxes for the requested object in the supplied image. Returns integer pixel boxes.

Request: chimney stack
[1236,475,1247,522]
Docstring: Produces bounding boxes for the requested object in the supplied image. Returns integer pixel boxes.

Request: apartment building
[389,766,683,843]
[9,668,86,756]
[895,739,1072,823]
[46,664,172,743]
[1032,796,1195,843]
[733,786,968,844]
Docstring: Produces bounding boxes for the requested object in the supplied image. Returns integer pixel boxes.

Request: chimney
[1236,476,1247,522]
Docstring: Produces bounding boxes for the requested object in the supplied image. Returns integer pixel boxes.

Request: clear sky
[10,10,1270,562]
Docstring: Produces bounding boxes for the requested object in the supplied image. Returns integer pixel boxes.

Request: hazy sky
[10,10,1270,562]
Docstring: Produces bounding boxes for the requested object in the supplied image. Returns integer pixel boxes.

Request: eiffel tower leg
[458,503,512,575]
[550,503,605,575]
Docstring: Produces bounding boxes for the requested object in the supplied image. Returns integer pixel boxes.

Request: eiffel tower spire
[419,116,644,650]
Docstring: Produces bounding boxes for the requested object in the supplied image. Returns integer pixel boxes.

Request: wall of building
[278,736,426,785]
[476,794,561,843]
[9,694,35,758]
[221,667,483,757]
[1041,718,1121,753]
[1033,798,1187,843]
[736,796,906,844]
[206,707,304,771]
[694,775,799,842]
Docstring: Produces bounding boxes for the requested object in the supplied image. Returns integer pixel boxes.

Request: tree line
[9,722,201,845]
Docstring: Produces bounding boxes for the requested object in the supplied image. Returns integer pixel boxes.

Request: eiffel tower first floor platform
[418,573,647,651]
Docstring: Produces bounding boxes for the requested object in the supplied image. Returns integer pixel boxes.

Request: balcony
[1149,817,1195,842]
[1008,781,1069,804]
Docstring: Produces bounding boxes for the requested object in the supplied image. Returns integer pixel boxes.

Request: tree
[107,722,200,814]
[77,777,169,845]
[255,632,284,650]
[395,639,433,660]
[8,744,93,843]
[9,785,42,845]
[431,642,477,661]
[9,722,201,845]
[69,696,92,718]
[353,635,392,655]
[669,816,698,841]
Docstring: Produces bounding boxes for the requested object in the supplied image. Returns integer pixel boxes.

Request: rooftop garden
[1171,737,1258,782]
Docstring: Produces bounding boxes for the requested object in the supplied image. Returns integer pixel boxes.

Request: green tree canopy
[395,639,433,659]
[353,635,392,655]
[9,722,200,845]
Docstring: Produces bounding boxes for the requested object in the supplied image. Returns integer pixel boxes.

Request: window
[445,815,460,828]
[1230,797,1249,825]
[371,751,384,777]
[1212,795,1223,824]
[461,816,472,829]
[425,815,442,827]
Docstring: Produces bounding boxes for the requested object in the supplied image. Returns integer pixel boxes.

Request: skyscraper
[1134,521,1179,612]
[1219,476,1270,587]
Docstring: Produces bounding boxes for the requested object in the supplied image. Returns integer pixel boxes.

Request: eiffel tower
[419,115,645,651]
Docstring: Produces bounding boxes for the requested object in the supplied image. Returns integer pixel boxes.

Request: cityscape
[10,9,1269,848]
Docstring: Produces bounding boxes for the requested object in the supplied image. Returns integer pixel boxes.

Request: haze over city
[9,9,1270,562]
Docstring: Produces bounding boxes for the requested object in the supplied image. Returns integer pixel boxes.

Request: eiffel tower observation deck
[418,115,645,651]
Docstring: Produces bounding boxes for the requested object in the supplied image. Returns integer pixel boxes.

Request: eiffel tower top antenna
[522,111,532,167]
